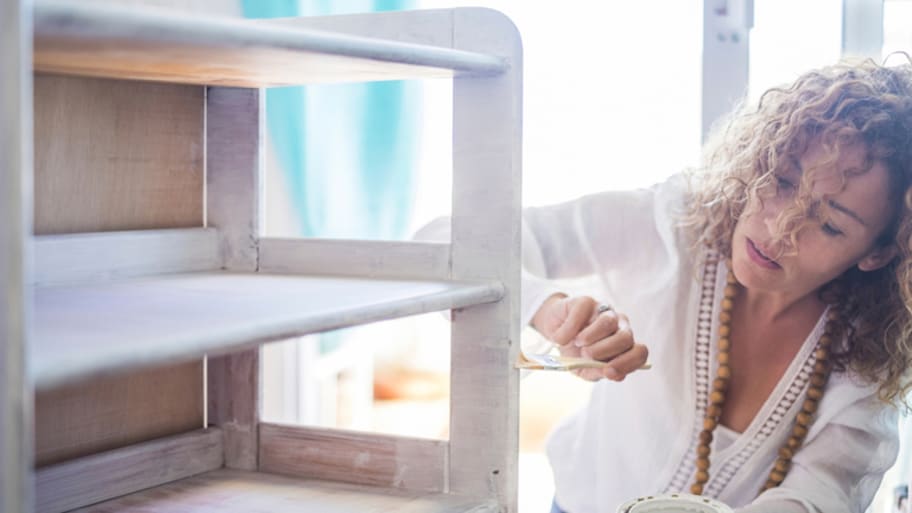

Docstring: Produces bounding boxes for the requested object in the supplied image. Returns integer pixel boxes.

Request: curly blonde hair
[683,59,912,405]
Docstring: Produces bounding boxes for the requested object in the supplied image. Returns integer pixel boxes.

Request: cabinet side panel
[33,74,203,235]
[34,362,204,467]
[33,75,205,466]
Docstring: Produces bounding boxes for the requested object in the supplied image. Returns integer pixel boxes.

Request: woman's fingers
[598,343,649,381]
[574,307,620,347]
[550,297,597,346]
[579,314,635,361]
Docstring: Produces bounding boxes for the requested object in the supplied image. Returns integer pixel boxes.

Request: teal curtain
[242,0,420,355]
[242,0,419,240]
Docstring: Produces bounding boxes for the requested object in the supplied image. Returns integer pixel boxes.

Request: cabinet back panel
[33,75,205,465]
[33,74,204,235]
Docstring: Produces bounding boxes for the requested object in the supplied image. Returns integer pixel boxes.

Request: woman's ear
[857,244,898,272]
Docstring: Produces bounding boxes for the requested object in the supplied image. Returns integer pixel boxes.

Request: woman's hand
[530,294,648,381]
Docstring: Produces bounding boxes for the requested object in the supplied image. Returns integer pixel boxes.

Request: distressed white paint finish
[206,86,262,470]
[259,238,451,280]
[32,272,503,389]
[68,469,498,513]
[36,428,223,513]
[34,228,220,285]
[702,0,751,140]
[32,1,506,87]
[1,1,33,512]
[208,351,258,470]
[449,9,522,512]
[259,423,446,492]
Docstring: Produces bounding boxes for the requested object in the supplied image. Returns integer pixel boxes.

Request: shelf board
[33,0,508,87]
[70,469,496,513]
[33,271,502,389]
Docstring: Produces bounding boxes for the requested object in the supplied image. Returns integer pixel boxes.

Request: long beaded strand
[690,270,839,496]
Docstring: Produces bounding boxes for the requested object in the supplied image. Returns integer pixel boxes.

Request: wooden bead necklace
[689,269,839,496]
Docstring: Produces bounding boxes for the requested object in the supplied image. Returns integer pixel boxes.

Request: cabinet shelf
[33,0,509,87]
[33,271,503,389]
[69,469,496,513]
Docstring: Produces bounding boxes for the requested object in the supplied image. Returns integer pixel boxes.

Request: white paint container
[616,493,734,513]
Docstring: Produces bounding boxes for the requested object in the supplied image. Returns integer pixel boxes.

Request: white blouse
[518,175,900,513]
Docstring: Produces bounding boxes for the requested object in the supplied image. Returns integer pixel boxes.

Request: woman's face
[731,143,896,299]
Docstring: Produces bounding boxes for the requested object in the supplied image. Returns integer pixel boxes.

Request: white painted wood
[208,351,258,470]
[68,469,497,513]
[34,228,220,285]
[1,1,33,512]
[259,238,451,280]
[449,9,522,512]
[702,0,751,141]
[842,0,884,59]
[32,272,503,389]
[259,423,447,492]
[32,0,507,87]
[36,428,223,513]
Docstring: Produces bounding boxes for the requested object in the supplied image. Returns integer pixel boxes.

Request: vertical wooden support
[206,87,263,470]
[0,1,34,512]
[450,9,522,512]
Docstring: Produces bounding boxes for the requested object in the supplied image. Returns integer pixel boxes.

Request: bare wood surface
[1,1,34,511]
[36,428,222,513]
[259,423,446,492]
[33,74,203,235]
[34,228,220,285]
[68,469,496,513]
[34,361,203,466]
[33,272,502,389]
[33,1,506,87]
[259,238,451,280]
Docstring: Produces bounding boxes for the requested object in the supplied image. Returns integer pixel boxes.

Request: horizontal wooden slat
[259,238,451,280]
[259,423,447,492]
[36,428,223,513]
[68,469,497,513]
[32,1,508,87]
[34,228,220,285]
[32,272,503,389]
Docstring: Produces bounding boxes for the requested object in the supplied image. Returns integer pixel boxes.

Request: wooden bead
[697,444,711,457]
[718,337,731,351]
[778,446,794,460]
[774,458,791,473]
[762,481,776,491]
[792,424,808,438]
[818,334,833,346]
[807,387,823,400]
[718,324,731,337]
[796,412,813,426]
[710,390,726,405]
[707,404,722,418]
[724,284,738,299]
[718,352,730,365]
[717,365,731,379]
[700,431,713,444]
[712,377,729,391]
[691,484,704,495]
[802,398,818,414]
[696,457,710,470]
[813,361,828,374]
[703,417,718,431]
[786,436,802,449]
[721,298,734,311]
[719,310,732,324]
[810,373,827,388]
[814,348,829,361]
[827,309,841,322]
[695,470,709,483]
[769,470,785,484]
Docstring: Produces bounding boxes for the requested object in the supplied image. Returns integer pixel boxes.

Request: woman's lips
[746,238,781,270]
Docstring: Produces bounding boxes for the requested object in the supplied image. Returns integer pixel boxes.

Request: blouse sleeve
[748,382,899,513]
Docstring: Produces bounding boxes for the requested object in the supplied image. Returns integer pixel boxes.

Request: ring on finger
[596,304,613,315]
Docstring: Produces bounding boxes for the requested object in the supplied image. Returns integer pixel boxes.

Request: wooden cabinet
[1,1,523,512]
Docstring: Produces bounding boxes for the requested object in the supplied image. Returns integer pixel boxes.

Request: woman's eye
[822,223,844,236]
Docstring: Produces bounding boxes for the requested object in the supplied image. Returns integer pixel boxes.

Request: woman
[523,60,912,512]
